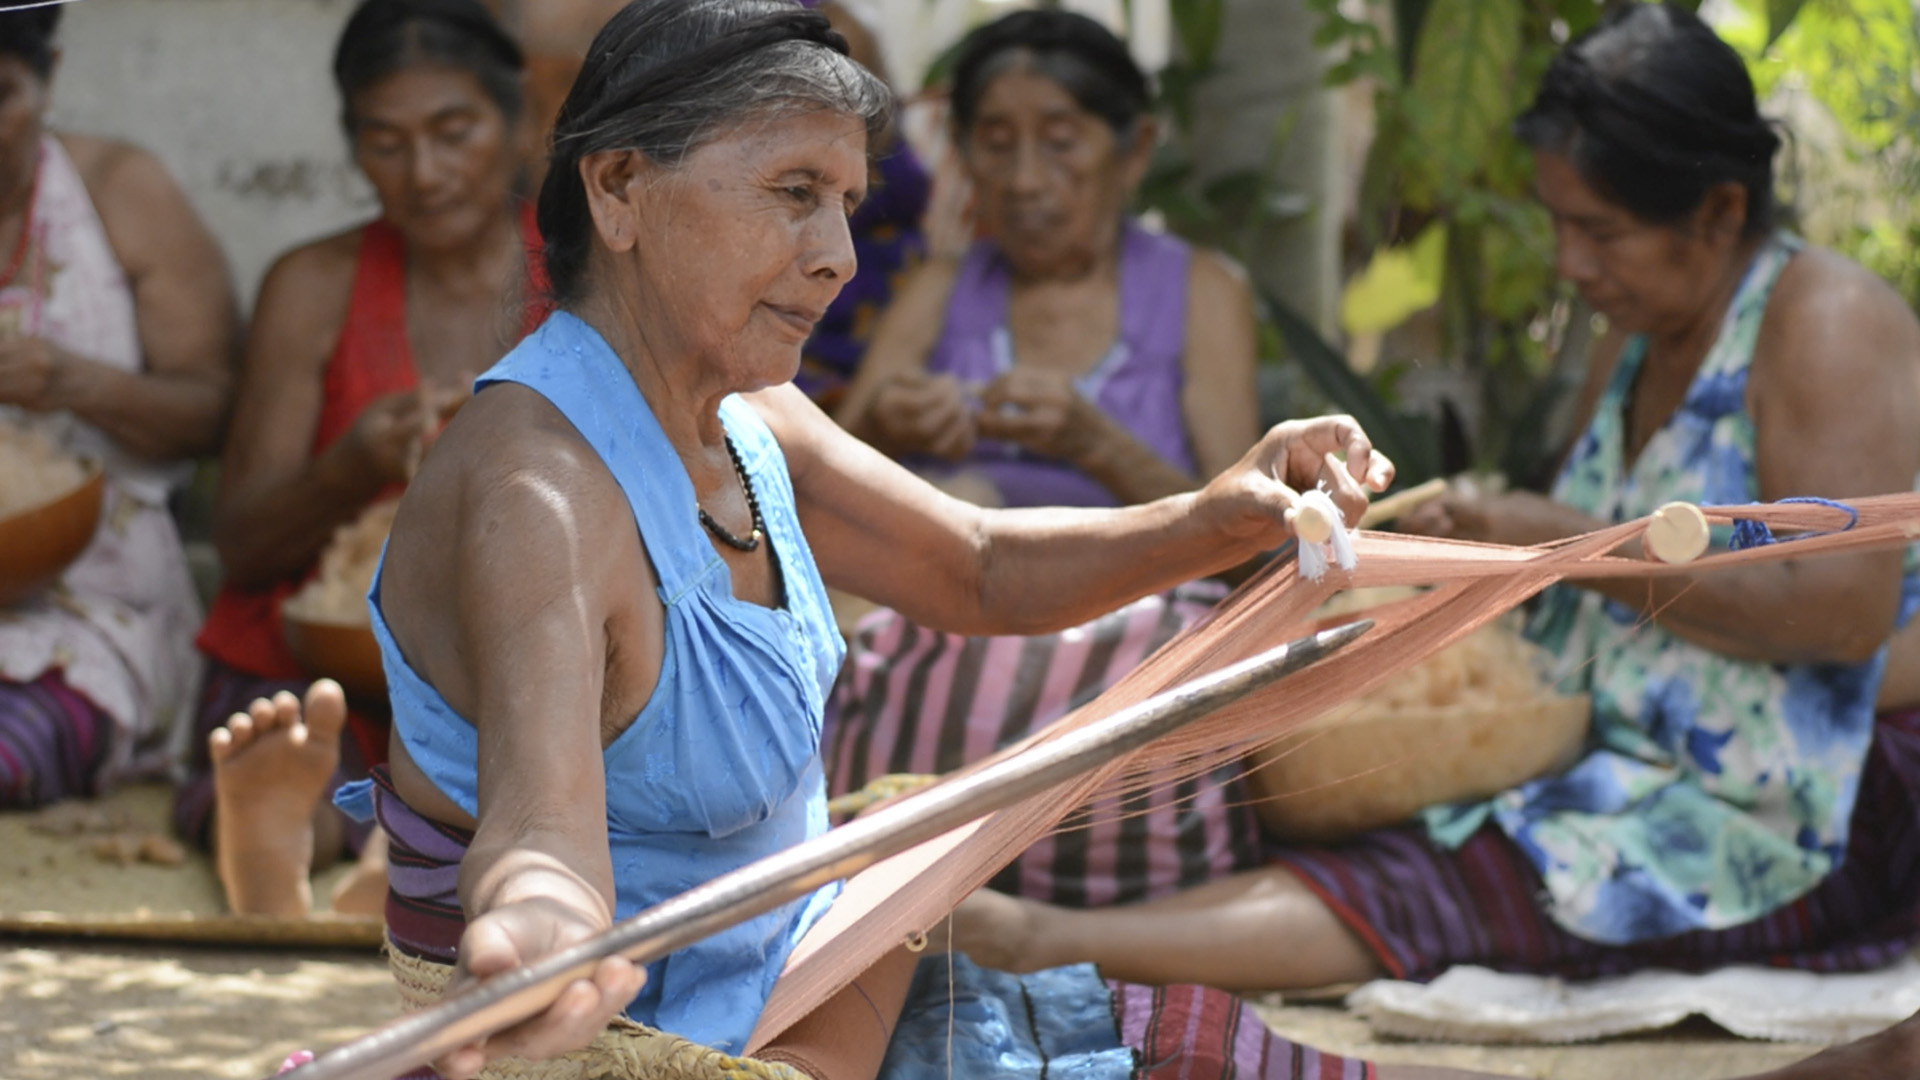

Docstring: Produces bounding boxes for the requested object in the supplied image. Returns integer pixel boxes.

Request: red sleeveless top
[197,205,551,679]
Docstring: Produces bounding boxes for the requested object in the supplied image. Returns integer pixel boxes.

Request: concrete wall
[48,0,372,310]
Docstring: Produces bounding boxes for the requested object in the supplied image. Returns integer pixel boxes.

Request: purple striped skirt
[1275,709,1920,981]
[825,584,1266,908]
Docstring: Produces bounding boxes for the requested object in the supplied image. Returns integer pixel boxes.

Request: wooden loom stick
[279,624,1372,1080]
[1357,477,1449,529]
[747,491,1920,1047]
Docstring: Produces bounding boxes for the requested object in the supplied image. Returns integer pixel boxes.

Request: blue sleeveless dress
[355,311,845,1053]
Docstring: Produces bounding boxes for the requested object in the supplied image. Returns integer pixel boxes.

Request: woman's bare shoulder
[56,132,171,205]
[247,227,368,361]
[262,227,366,296]
[55,132,233,288]
[426,383,632,535]
[1769,244,1920,343]
[1186,246,1251,294]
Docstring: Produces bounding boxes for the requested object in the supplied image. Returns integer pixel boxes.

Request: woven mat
[0,783,382,949]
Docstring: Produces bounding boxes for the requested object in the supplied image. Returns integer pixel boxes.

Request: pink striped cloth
[824,583,1265,907]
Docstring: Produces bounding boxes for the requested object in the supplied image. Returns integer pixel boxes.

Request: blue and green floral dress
[1427,233,1916,944]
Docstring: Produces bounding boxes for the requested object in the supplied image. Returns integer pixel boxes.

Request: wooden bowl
[0,465,105,608]
[282,605,388,706]
[1252,693,1590,845]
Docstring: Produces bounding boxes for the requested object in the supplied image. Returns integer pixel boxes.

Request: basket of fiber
[1252,590,1590,845]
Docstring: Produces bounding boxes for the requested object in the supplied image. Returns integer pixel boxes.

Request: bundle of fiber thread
[285,499,400,624]
[0,421,86,518]
[1251,592,1588,843]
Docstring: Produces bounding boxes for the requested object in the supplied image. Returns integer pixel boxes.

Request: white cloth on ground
[1346,954,1920,1044]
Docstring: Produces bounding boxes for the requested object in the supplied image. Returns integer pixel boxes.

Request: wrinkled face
[612,109,867,388]
[961,61,1145,278]
[350,64,523,253]
[1534,151,1743,337]
[0,56,49,206]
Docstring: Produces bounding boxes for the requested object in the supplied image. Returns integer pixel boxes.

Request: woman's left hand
[975,368,1110,464]
[1398,485,1591,547]
[1194,414,1394,547]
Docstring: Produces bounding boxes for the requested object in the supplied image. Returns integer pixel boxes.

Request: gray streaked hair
[536,0,892,306]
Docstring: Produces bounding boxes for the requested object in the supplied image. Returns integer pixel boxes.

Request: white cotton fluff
[1295,487,1358,583]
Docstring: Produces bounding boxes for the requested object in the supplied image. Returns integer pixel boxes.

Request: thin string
[1730,496,1860,551]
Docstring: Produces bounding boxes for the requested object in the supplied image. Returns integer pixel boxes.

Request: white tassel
[1291,487,1357,582]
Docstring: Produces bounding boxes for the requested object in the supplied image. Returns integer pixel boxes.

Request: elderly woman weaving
[307,2,1413,1078]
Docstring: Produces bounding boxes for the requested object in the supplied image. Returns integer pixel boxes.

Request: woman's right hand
[345,376,468,480]
[864,372,977,460]
[344,387,435,485]
[434,896,647,1080]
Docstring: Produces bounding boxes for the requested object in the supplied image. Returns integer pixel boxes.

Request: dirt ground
[0,938,1824,1080]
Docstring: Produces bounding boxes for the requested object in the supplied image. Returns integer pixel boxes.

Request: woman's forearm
[1073,411,1201,506]
[967,492,1247,636]
[1576,551,1902,665]
[48,349,228,461]
[459,830,618,929]
[213,437,389,589]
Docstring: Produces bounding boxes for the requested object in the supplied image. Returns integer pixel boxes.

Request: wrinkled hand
[974,368,1107,464]
[1194,415,1394,548]
[346,388,436,484]
[1397,485,1581,547]
[0,336,66,409]
[867,372,976,460]
[434,897,647,1080]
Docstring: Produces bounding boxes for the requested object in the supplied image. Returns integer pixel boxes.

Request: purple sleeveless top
[925,219,1194,508]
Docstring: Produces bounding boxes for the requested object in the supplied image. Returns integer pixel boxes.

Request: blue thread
[1728,496,1859,551]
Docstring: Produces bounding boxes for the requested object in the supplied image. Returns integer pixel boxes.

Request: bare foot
[210,680,346,917]
[946,887,1058,974]
[328,825,389,918]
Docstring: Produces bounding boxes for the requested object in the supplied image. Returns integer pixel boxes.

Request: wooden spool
[1288,499,1337,545]
[0,466,105,608]
[1645,501,1710,565]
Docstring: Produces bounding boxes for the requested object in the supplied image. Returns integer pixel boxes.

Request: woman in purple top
[836,9,1259,509]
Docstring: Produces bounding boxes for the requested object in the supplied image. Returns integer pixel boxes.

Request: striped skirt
[825,584,1267,908]
[1276,708,1920,981]
[370,766,1375,1080]
[0,671,114,807]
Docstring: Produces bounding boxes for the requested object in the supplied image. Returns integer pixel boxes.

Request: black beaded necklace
[698,436,765,552]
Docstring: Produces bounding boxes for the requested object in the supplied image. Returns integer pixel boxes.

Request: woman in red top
[179,0,549,918]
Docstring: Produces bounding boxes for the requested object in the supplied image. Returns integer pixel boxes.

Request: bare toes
[247,697,281,732]
[302,679,348,741]
[221,712,257,751]
[270,690,303,731]
[207,726,236,764]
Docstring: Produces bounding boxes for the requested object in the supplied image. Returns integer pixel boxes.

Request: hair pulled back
[1516,3,1780,237]
[0,2,62,80]
[333,0,525,134]
[948,9,1151,142]
[537,0,891,307]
